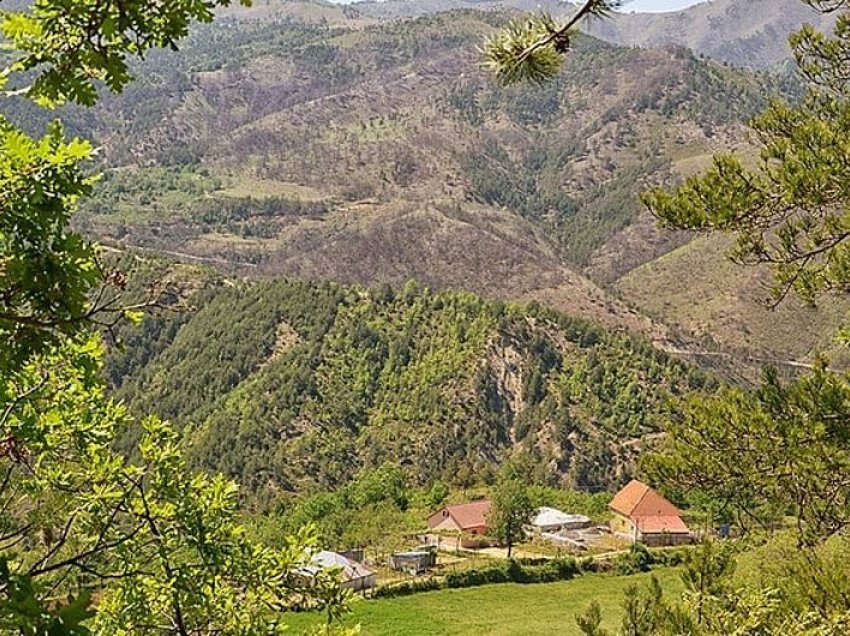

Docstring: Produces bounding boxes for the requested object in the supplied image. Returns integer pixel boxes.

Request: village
[310,480,694,593]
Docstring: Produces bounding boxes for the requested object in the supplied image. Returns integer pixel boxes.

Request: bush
[615,543,654,575]
[444,558,578,589]
[372,577,440,598]
[652,547,691,567]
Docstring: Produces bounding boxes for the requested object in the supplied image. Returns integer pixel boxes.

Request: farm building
[609,480,691,547]
[528,507,592,534]
[426,500,492,548]
[389,549,437,575]
[308,550,377,591]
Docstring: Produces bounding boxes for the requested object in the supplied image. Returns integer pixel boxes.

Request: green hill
[108,269,710,499]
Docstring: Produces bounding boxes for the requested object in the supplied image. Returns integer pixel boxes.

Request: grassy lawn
[286,569,682,635]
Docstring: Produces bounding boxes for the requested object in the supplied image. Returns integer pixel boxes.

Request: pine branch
[483,0,622,85]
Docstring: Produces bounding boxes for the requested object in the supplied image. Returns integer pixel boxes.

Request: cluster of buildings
[307,479,692,589]
[423,479,690,550]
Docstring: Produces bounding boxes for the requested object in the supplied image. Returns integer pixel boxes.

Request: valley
[4,0,850,633]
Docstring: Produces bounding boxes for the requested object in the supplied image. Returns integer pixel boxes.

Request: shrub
[615,543,654,575]
[373,577,440,598]
[444,558,578,589]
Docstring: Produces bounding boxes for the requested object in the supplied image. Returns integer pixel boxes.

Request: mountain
[348,0,833,70]
[9,1,838,373]
[584,0,834,69]
[35,6,779,351]
[107,261,711,498]
[615,235,850,370]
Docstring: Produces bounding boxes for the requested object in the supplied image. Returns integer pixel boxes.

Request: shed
[309,550,377,591]
[389,549,436,575]
[529,507,592,533]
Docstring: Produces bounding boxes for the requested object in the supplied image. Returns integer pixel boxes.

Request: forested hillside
[11,1,841,367]
[108,267,710,501]
[12,4,783,349]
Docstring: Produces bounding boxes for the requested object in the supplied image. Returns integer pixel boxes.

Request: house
[426,500,492,548]
[389,548,437,575]
[308,550,377,591]
[528,507,592,535]
[609,480,691,547]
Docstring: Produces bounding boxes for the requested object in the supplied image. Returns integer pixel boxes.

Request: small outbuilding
[609,480,691,547]
[389,549,437,575]
[528,507,592,534]
[309,550,377,591]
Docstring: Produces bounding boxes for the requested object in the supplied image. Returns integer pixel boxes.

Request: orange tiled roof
[610,480,681,519]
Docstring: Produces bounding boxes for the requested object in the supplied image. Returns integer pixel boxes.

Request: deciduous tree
[0,1,350,633]
[488,478,533,558]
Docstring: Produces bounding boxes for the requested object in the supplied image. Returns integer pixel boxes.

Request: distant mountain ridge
[295,0,833,69]
[5,0,839,373]
[52,9,772,350]
[588,0,834,69]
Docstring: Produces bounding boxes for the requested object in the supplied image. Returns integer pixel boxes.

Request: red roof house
[609,480,691,546]
[426,500,492,548]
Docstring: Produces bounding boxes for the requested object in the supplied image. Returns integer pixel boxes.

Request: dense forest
[107,260,711,505]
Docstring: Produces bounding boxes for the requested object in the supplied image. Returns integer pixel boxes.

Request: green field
[286,569,683,635]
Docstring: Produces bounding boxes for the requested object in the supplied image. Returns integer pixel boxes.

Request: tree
[641,1,850,305]
[576,600,610,636]
[644,364,850,547]
[488,478,534,558]
[0,1,350,633]
[482,1,623,85]
[576,541,850,635]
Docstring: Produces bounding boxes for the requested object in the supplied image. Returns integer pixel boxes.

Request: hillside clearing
[286,569,683,635]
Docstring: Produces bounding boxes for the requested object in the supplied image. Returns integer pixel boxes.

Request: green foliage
[643,3,850,304]
[1,0,251,106]
[488,478,534,558]
[0,120,99,372]
[427,481,450,509]
[614,544,654,576]
[2,338,347,634]
[576,600,609,636]
[371,577,442,599]
[257,463,420,552]
[482,2,623,85]
[443,558,579,589]
[585,539,850,635]
[482,14,566,86]
[645,363,850,546]
[108,277,704,497]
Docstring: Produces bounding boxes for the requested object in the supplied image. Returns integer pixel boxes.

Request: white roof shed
[530,507,591,530]
[307,550,377,591]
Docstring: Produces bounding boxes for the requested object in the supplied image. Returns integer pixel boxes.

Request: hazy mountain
[224,0,831,68]
[8,0,835,372]
[38,8,775,351]
[585,0,833,69]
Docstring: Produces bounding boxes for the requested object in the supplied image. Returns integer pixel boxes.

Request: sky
[618,0,708,11]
